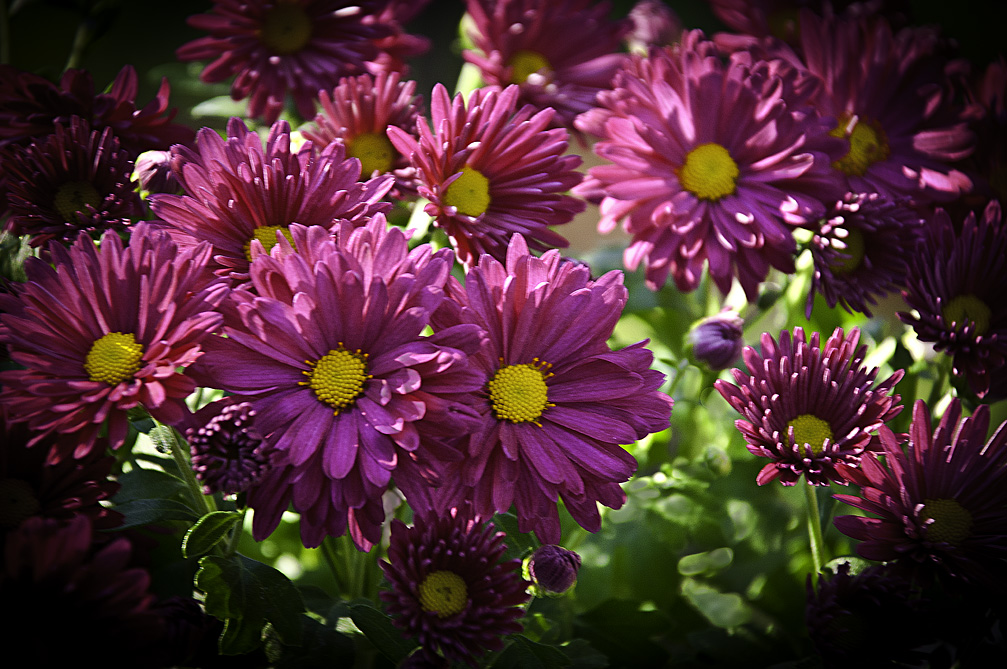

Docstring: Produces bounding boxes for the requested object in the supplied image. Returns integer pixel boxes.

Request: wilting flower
[462,0,631,130]
[834,399,1007,593]
[898,199,1007,399]
[192,221,484,549]
[575,33,844,299]
[379,510,530,667]
[803,191,925,318]
[4,118,143,247]
[177,0,389,124]
[149,117,393,284]
[181,399,277,496]
[528,544,582,594]
[688,310,745,370]
[387,83,584,267]
[431,234,673,543]
[0,224,227,461]
[302,70,424,198]
[715,326,903,486]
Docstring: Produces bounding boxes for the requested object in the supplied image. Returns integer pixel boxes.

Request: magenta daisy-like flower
[803,191,925,318]
[714,326,903,486]
[4,117,143,247]
[363,0,433,75]
[0,225,227,461]
[192,220,485,549]
[149,116,393,284]
[430,234,673,543]
[898,199,1007,399]
[387,83,584,267]
[574,34,844,299]
[462,0,631,130]
[302,70,424,198]
[176,0,389,124]
[834,399,1007,592]
[379,510,530,667]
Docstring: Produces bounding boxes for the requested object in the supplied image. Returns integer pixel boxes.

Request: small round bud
[529,544,582,594]
[689,311,745,370]
[134,150,180,194]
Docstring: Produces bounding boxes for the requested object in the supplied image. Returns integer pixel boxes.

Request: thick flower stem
[804,483,826,579]
[163,422,217,516]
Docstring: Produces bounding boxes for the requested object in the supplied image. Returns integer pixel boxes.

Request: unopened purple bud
[529,544,582,593]
[690,311,745,370]
[626,0,683,51]
[134,150,180,194]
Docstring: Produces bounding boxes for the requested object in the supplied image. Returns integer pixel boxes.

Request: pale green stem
[162,422,216,516]
[804,483,826,579]
[224,508,247,558]
[64,18,92,71]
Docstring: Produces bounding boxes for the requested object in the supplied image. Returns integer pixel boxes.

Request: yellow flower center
[300,346,370,414]
[788,414,833,456]
[828,228,865,274]
[488,360,553,425]
[348,132,395,179]
[678,143,740,201]
[444,167,491,217]
[509,50,551,84]
[54,181,101,222]
[829,114,890,177]
[259,2,313,55]
[84,332,144,385]
[942,294,991,335]
[0,478,41,529]
[244,225,295,261]
[921,498,973,545]
[418,570,468,618]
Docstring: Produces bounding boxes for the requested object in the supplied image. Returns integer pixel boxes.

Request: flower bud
[689,311,744,370]
[529,544,581,594]
[134,150,180,194]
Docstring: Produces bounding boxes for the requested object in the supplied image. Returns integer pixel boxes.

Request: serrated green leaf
[113,497,198,529]
[348,602,417,663]
[492,636,570,669]
[196,554,306,655]
[182,511,243,558]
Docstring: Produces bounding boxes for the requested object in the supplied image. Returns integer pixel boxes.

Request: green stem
[223,508,247,558]
[64,17,92,71]
[163,422,216,516]
[804,483,826,579]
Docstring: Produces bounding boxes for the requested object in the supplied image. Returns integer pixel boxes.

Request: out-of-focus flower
[958,56,1007,213]
[575,33,844,299]
[134,150,180,195]
[0,225,227,461]
[4,118,143,247]
[149,117,393,284]
[462,0,631,130]
[625,0,683,52]
[715,327,903,486]
[688,310,745,370]
[379,510,530,667]
[363,0,433,75]
[430,234,673,543]
[528,544,582,594]
[192,220,484,549]
[898,199,1006,399]
[388,83,584,267]
[834,399,1007,593]
[177,0,390,124]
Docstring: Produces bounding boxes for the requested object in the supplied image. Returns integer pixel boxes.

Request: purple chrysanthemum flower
[803,191,925,318]
[149,117,393,285]
[960,56,1007,204]
[363,0,433,75]
[192,219,485,549]
[181,399,277,497]
[430,234,673,543]
[462,0,631,131]
[387,83,584,268]
[4,117,143,247]
[379,510,530,667]
[574,33,845,299]
[302,70,424,198]
[898,199,1007,399]
[0,224,228,461]
[834,399,1007,593]
[714,326,903,486]
[176,0,389,124]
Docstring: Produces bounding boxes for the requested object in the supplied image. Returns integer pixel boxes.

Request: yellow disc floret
[788,414,834,456]
[244,225,295,261]
[260,2,313,55]
[509,50,551,84]
[418,570,468,618]
[829,114,890,177]
[488,359,553,425]
[921,498,973,545]
[678,143,740,201]
[942,294,991,335]
[348,132,396,178]
[444,167,491,217]
[301,346,370,414]
[54,181,101,222]
[84,332,144,385]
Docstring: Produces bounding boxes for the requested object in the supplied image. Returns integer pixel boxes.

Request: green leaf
[191,95,248,119]
[681,578,752,629]
[677,547,734,576]
[113,463,186,503]
[348,602,417,663]
[493,512,539,561]
[492,636,570,669]
[182,511,243,558]
[574,599,671,667]
[113,498,198,529]
[196,554,306,655]
[558,639,609,669]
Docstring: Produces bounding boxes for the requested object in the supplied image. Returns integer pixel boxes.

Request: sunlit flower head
[192,220,485,549]
[379,510,530,667]
[715,326,903,486]
[574,34,845,299]
[149,116,393,284]
[834,399,1007,592]
[430,234,673,543]
[0,225,228,461]
[803,191,925,318]
[462,0,631,130]
[388,83,584,267]
[898,199,1007,399]
[176,0,389,124]
[4,118,143,247]
[302,70,424,198]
